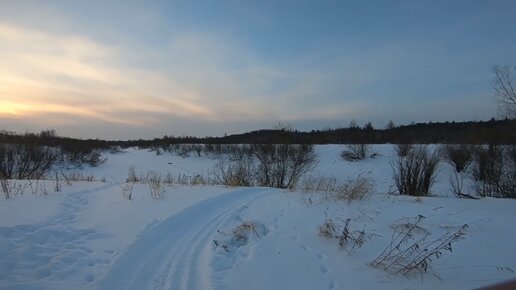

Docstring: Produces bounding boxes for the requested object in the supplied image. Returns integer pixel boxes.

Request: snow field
[0,145,514,290]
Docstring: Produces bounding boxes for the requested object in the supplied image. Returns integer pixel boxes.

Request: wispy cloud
[0,23,223,127]
[0,0,505,140]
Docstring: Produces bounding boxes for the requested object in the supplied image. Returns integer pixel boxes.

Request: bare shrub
[252,144,317,189]
[212,144,317,189]
[54,172,61,192]
[472,145,515,198]
[391,146,440,196]
[27,179,47,196]
[1,179,12,199]
[371,215,468,278]
[442,144,474,173]
[213,156,254,187]
[147,171,165,199]
[126,166,141,183]
[395,144,413,157]
[60,143,106,167]
[0,179,27,198]
[342,144,374,161]
[0,144,57,180]
[450,171,467,198]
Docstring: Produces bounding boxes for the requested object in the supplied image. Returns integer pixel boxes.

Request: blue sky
[0,0,515,139]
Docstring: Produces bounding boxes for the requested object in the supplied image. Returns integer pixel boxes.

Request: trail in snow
[0,183,115,289]
[98,187,271,290]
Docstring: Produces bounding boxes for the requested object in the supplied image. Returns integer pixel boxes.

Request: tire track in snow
[98,187,271,290]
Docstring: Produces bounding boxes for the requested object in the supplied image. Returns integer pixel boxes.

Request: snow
[0,145,515,289]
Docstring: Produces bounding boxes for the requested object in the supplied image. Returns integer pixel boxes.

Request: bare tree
[492,65,516,119]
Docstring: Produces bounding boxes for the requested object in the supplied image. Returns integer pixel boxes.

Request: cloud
[0,23,221,127]
[0,8,498,139]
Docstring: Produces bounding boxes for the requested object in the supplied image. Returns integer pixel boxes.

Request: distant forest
[1,118,515,149]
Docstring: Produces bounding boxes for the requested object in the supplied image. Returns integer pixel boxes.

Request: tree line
[1,118,515,149]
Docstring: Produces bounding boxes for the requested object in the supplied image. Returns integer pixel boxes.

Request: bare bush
[342,144,375,161]
[1,179,12,198]
[0,144,57,180]
[449,171,468,198]
[54,172,61,192]
[252,144,317,189]
[442,144,474,173]
[371,215,468,278]
[442,144,476,198]
[213,156,254,187]
[392,146,440,196]
[27,179,47,196]
[0,179,27,199]
[126,166,141,183]
[211,144,317,189]
[472,145,515,198]
[395,144,413,157]
[60,143,106,167]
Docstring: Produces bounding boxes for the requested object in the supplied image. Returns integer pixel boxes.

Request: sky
[1,0,515,140]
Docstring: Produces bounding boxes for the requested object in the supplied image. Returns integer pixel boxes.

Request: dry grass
[232,220,267,242]
[371,215,468,278]
[319,213,379,254]
[120,181,135,200]
[319,216,338,240]
[302,173,375,204]
[214,220,268,252]
[336,173,375,203]
[147,171,165,199]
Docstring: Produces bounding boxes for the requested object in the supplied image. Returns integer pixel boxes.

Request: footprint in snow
[85,273,95,283]
[315,251,325,259]
[329,281,336,289]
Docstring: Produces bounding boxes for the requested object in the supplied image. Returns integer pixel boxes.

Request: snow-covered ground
[1,145,515,290]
